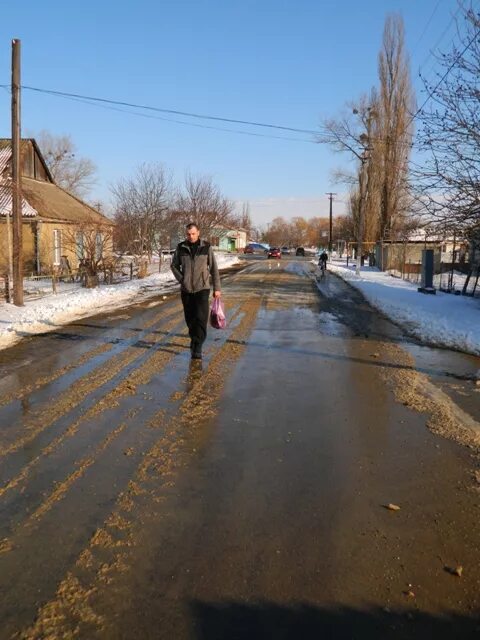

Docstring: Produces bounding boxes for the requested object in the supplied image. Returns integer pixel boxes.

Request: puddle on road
[403,342,480,422]
[313,270,480,424]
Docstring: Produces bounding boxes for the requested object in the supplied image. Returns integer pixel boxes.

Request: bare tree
[238,202,254,235]
[320,93,380,249]
[262,216,325,248]
[263,216,288,247]
[173,173,235,238]
[376,14,415,239]
[289,217,309,247]
[36,131,97,198]
[415,3,480,232]
[320,14,415,260]
[61,216,114,287]
[334,214,356,243]
[111,163,173,259]
[306,217,330,247]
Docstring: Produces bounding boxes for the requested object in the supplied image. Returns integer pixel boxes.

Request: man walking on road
[171,223,221,360]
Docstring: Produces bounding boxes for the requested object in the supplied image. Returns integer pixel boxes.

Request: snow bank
[0,253,242,352]
[326,259,480,356]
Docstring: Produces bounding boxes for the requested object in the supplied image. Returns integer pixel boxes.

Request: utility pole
[355,106,375,276]
[5,198,13,302]
[11,38,23,306]
[356,151,368,275]
[326,192,336,255]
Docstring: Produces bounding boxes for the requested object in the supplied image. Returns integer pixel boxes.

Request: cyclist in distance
[318,250,328,276]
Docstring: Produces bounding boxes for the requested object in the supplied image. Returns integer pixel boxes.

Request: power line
[0,82,338,143]
[408,24,480,128]
[417,2,464,76]
[412,0,444,56]
[46,91,317,144]
[13,84,323,137]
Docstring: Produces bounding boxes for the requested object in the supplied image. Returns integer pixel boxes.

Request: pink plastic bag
[210,297,226,329]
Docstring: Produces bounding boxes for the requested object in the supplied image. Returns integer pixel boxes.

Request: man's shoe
[191,350,202,360]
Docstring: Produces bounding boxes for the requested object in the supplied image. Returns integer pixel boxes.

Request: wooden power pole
[356,152,368,276]
[326,192,336,255]
[12,38,24,306]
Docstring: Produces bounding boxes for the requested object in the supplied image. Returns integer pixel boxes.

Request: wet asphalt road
[0,257,479,639]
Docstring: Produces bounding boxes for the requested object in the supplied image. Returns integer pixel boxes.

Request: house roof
[0,138,54,183]
[0,177,112,224]
[0,139,111,225]
[212,224,248,233]
[20,177,112,225]
[0,148,11,177]
[0,180,38,218]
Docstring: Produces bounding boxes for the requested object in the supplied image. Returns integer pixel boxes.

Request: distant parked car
[267,247,282,259]
[281,246,290,255]
[244,242,268,255]
[295,247,305,257]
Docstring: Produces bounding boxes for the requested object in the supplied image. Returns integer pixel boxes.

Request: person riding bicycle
[318,251,328,273]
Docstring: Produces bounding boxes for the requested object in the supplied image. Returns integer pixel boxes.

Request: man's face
[186,226,200,243]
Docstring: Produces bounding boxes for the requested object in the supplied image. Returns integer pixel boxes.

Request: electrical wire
[40,90,318,144]
[408,24,480,128]
[16,84,323,137]
[417,2,464,76]
[0,82,341,144]
[412,0,445,56]
[3,15,474,153]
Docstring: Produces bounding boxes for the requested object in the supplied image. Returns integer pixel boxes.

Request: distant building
[209,225,247,252]
[375,228,450,272]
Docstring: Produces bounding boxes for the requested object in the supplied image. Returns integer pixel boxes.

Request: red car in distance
[267,247,281,259]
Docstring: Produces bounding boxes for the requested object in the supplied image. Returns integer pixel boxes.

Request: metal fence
[387,261,479,297]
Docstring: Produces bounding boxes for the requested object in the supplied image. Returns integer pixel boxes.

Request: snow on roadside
[324,259,480,356]
[0,254,242,352]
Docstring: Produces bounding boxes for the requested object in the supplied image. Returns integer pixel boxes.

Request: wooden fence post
[4,274,10,303]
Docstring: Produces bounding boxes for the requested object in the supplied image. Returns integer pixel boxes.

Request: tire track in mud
[0,342,114,408]
[0,294,243,550]
[17,296,261,640]
[0,304,183,458]
[0,311,189,546]
[0,298,245,620]
[379,342,480,454]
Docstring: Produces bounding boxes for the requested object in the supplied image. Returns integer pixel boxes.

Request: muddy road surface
[0,258,479,639]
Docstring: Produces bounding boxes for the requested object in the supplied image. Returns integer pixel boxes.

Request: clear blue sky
[0,0,462,225]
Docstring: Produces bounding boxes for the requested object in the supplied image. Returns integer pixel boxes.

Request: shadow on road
[189,600,480,640]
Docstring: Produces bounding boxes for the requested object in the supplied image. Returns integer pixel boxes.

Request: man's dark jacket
[171,239,221,294]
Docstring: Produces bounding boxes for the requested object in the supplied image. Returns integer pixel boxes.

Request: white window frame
[95,232,103,261]
[53,229,62,266]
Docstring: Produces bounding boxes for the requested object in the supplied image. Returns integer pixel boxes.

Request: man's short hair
[186,222,199,230]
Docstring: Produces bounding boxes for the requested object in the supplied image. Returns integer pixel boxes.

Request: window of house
[95,233,103,260]
[76,232,85,260]
[53,229,61,266]
[210,236,219,247]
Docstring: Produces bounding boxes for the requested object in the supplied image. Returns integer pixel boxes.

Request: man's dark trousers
[181,289,210,354]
